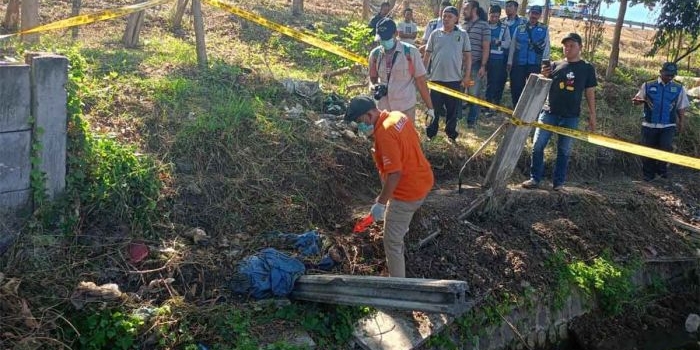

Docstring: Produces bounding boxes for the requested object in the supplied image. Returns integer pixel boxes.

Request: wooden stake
[292,0,304,16]
[71,0,82,39]
[3,0,20,31]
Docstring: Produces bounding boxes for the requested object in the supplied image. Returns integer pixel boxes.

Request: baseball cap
[375,18,397,41]
[489,5,502,14]
[443,6,459,17]
[561,32,582,45]
[661,62,678,75]
[505,0,519,6]
[529,5,542,13]
[344,96,377,122]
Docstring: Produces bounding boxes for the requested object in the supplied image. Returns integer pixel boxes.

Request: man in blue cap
[368,18,434,124]
[632,61,690,181]
[507,4,550,107]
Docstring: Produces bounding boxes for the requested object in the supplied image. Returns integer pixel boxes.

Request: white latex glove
[425,109,435,127]
[370,202,386,221]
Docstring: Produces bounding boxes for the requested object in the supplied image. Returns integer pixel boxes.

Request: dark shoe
[553,185,564,191]
[521,179,540,189]
[643,175,655,182]
[659,173,669,179]
[467,122,476,129]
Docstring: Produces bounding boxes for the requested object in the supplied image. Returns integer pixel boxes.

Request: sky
[529,0,660,25]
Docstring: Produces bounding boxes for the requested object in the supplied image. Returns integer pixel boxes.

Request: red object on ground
[353,214,374,233]
[128,242,149,263]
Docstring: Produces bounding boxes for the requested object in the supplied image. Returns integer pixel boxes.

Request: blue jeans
[427,81,461,140]
[510,64,541,107]
[466,62,485,125]
[530,111,579,187]
[486,59,507,106]
[641,126,675,179]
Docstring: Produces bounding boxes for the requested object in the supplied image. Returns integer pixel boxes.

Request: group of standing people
[347,1,690,278]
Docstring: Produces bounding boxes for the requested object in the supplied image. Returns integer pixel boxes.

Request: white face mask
[380,39,395,51]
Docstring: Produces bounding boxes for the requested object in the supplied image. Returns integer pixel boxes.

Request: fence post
[192,0,208,68]
[26,53,69,201]
[482,74,551,192]
[292,0,303,16]
[3,0,20,31]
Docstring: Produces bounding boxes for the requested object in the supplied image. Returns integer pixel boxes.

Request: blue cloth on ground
[280,230,320,256]
[234,248,306,299]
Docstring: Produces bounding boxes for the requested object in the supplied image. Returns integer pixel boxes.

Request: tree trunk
[3,0,20,31]
[605,0,627,79]
[20,0,40,43]
[543,0,551,24]
[292,0,303,16]
[363,0,370,20]
[71,0,82,39]
[519,0,529,16]
[192,0,207,68]
[123,1,146,48]
[171,0,189,30]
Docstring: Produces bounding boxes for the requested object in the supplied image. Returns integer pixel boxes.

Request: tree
[647,0,700,63]
[605,0,656,79]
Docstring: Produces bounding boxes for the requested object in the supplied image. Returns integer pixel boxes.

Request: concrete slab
[354,308,453,350]
[0,189,30,210]
[0,130,31,193]
[0,64,31,132]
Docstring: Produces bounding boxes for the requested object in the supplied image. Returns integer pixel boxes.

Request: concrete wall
[0,54,68,222]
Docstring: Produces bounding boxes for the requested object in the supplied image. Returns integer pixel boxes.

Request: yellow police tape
[1,0,696,170]
[0,0,172,40]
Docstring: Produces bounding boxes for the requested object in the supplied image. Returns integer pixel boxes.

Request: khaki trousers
[401,106,416,124]
[383,197,425,277]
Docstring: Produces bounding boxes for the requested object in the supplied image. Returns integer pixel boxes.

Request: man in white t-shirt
[397,8,418,45]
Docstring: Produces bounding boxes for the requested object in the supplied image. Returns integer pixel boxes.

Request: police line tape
[1,0,697,170]
[0,0,172,40]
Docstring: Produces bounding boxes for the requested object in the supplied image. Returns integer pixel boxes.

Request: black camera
[372,84,388,100]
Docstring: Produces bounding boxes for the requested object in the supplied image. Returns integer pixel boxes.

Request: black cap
[489,5,502,14]
[344,96,376,122]
[661,62,678,75]
[561,32,582,45]
[376,18,397,41]
[529,5,543,13]
[505,0,518,6]
[443,6,459,17]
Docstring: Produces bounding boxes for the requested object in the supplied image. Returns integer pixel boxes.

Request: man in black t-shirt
[369,2,392,38]
[522,32,597,191]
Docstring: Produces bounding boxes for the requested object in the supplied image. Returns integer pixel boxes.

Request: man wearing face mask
[344,95,434,278]
[369,18,434,124]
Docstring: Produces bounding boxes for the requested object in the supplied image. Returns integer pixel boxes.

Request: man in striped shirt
[462,0,490,128]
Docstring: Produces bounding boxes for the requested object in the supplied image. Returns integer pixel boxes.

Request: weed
[569,256,635,315]
[546,250,573,311]
[68,308,145,350]
[275,303,373,346]
[305,21,372,69]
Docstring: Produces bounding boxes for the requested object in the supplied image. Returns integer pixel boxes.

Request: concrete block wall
[0,54,68,220]
[460,258,698,350]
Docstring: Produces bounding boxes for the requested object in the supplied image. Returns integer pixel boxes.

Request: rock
[685,313,700,333]
[314,119,330,130]
[342,129,357,139]
[186,228,209,246]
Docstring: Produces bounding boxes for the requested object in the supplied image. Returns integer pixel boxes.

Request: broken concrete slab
[353,308,453,350]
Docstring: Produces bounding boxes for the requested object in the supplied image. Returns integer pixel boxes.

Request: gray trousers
[383,197,425,277]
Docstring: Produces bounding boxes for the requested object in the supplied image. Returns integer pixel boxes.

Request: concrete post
[0,64,32,210]
[26,54,69,200]
[482,74,551,192]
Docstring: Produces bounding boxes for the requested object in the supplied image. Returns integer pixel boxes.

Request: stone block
[28,54,68,199]
[0,131,31,193]
[0,189,30,210]
[0,64,31,132]
[354,309,453,350]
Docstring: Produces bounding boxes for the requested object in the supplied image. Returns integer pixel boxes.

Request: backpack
[371,42,416,80]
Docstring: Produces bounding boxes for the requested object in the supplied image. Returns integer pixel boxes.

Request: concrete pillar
[0,64,32,210]
[27,54,69,200]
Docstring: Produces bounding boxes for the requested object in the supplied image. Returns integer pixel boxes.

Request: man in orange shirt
[344,95,434,278]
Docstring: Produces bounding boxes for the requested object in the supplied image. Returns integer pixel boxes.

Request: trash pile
[231,230,345,299]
